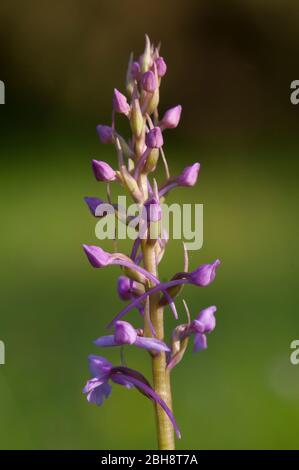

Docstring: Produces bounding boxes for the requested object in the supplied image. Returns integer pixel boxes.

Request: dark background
[0,0,299,449]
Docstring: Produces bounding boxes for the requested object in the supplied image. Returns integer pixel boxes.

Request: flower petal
[93,335,118,347]
[134,336,170,352]
[86,382,112,406]
[88,355,113,377]
[193,333,207,352]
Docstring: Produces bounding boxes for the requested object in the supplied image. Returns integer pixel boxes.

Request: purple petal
[88,355,113,377]
[84,197,105,217]
[93,335,118,347]
[114,321,137,345]
[83,245,112,268]
[193,333,207,352]
[86,382,112,406]
[134,336,170,352]
[82,377,105,394]
[195,306,217,333]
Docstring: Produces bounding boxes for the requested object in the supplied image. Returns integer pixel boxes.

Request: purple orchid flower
[159,162,200,197]
[92,160,117,182]
[83,355,181,438]
[82,35,221,449]
[167,306,217,370]
[94,320,170,352]
[159,105,182,130]
[191,305,217,352]
[113,88,130,115]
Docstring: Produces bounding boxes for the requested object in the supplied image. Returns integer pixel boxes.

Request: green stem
[142,241,175,450]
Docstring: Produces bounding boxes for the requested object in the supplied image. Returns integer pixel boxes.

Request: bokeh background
[1,0,299,449]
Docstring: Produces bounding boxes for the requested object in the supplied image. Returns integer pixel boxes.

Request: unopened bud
[113,88,130,115]
[119,166,143,202]
[155,57,167,77]
[130,98,144,138]
[143,148,159,173]
[140,34,152,73]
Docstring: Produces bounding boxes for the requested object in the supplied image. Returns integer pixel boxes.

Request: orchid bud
[141,70,157,93]
[84,197,105,217]
[145,127,163,149]
[113,88,130,115]
[188,260,221,286]
[83,245,112,268]
[160,105,182,129]
[176,163,200,187]
[114,321,137,345]
[131,61,141,80]
[96,125,114,144]
[92,160,116,182]
[155,57,167,77]
[130,98,144,138]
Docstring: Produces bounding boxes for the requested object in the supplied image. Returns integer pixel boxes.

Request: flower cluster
[82,35,220,445]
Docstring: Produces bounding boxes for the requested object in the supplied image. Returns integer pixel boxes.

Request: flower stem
[142,241,175,450]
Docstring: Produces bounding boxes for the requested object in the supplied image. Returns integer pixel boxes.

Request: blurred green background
[1,0,299,450]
